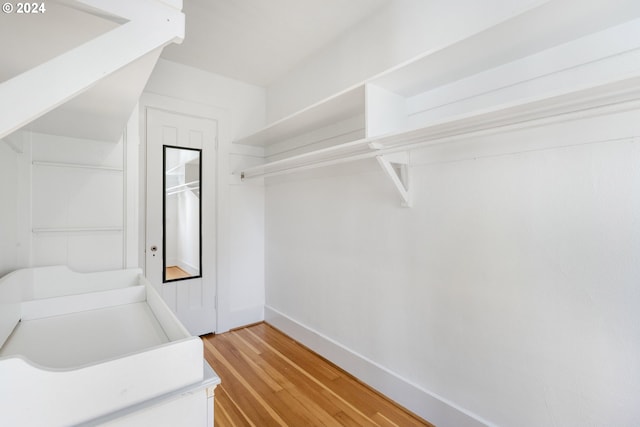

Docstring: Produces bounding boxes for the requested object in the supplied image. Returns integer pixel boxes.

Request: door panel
[146,108,217,335]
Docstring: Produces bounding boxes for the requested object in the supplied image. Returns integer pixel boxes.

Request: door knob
[150,245,158,252]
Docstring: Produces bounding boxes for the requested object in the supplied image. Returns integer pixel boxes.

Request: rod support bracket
[376,152,411,207]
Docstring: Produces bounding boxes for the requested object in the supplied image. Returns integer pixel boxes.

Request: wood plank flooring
[165,266,191,280]
[202,323,433,427]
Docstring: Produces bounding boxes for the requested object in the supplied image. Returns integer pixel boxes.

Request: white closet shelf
[232,0,640,205]
[239,75,640,181]
[234,0,640,151]
[32,226,124,233]
[234,85,366,147]
[369,0,640,97]
[32,161,123,172]
[240,137,373,179]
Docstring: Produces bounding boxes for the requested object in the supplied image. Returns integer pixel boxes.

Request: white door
[146,108,217,335]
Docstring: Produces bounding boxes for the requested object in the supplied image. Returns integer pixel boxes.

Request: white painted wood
[0,0,184,140]
[84,362,219,427]
[2,302,170,368]
[265,114,365,161]
[99,389,208,427]
[15,133,32,269]
[365,83,407,137]
[145,108,217,335]
[29,132,127,272]
[32,227,124,233]
[240,137,373,180]
[125,107,141,269]
[235,85,365,146]
[370,0,640,97]
[0,266,219,426]
[0,339,203,426]
[31,161,123,172]
[235,14,640,184]
[0,139,23,278]
[0,269,28,347]
[376,155,411,207]
[28,265,140,299]
[20,286,146,321]
[236,2,640,185]
[238,74,640,181]
[143,275,191,341]
[405,17,640,123]
[265,0,548,122]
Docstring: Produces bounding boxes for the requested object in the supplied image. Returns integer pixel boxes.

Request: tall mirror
[163,145,202,283]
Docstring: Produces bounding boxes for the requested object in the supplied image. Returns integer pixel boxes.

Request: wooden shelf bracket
[376,152,411,207]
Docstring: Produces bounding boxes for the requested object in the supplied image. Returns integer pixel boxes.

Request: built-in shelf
[369,0,640,97]
[240,137,373,180]
[240,75,640,181]
[235,85,366,148]
[32,226,123,233]
[32,161,123,172]
[233,0,640,204]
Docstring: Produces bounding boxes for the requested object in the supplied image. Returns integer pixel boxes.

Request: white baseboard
[218,304,264,333]
[177,260,199,276]
[264,305,491,427]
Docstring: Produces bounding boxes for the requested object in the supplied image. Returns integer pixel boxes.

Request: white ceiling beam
[0,0,184,140]
[60,0,183,22]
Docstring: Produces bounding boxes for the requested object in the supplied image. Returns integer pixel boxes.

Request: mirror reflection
[163,145,202,282]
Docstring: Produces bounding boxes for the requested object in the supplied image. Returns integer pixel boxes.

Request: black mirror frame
[162,144,203,284]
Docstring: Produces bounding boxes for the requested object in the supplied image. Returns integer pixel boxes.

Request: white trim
[32,161,123,172]
[124,105,140,269]
[264,305,493,427]
[32,227,123,233]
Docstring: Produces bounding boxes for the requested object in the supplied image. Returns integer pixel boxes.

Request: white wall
[165,195,179,266]
[143,59,266,332]
[30,132,126,272]
[0,141,20,277]
[1,113,137,278]
[261,3,640,424]
[266,0,541,122]
[264,106,640,426]
[177,190,200,274]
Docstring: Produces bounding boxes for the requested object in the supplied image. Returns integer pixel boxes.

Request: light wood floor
[165,266,191,280]
[202,323,433,427]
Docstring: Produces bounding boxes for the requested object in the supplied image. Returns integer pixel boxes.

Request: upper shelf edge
[234,85,366,147]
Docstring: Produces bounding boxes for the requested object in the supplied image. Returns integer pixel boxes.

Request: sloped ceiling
[160,0,390,87]
[0,1,163,141]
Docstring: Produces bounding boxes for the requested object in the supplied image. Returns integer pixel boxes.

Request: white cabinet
[0,266,220,427]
